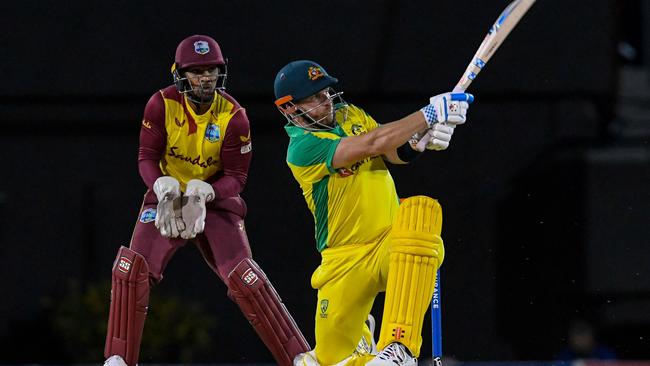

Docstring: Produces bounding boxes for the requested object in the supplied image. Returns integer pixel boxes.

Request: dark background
[1,0,649,363]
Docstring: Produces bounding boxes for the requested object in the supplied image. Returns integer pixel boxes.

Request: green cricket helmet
[274,60,347,130]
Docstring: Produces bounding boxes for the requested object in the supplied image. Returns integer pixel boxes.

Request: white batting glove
[153,176,185,238]
[180,179,215,239]
[409,123,455,152]
[420,92,474,127]
[426,123,455,150]
[409,130,429,152]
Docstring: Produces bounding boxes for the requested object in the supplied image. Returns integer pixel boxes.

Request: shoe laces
[377,343,408,361]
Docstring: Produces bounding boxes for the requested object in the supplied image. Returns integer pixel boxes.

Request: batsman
[102,35,309,366]
[273,60,473,366]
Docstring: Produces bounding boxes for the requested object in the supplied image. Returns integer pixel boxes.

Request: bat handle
[452,85,466,93]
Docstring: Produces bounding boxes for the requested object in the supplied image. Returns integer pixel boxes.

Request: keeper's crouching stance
[104,34,309,366]
[104,221,309,366]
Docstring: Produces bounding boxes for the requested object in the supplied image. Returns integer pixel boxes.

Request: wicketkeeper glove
[180,179,215,239]
[153,176,185,238]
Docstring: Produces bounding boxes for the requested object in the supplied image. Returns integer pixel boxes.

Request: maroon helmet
[171,35,228,104]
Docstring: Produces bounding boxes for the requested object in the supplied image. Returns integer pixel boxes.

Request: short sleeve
[287,132,341,183]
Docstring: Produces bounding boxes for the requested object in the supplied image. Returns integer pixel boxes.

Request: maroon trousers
[105,193,309,365]
[131,193,251,284]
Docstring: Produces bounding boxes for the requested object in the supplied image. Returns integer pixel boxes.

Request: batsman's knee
[392,195,444,267]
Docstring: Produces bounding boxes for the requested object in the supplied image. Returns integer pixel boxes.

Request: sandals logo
[308,67,325,81]
[168,146,220,168]
[320,299,329,318]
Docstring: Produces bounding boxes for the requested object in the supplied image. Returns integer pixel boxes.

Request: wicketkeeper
[102,35,309,366]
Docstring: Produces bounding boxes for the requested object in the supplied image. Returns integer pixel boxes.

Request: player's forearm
[138,158,163,189]
[332,111,427,169]
[211,174,247,199]
[363,111,428,156]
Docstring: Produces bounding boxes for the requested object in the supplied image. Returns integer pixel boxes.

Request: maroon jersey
[138,85,252,198]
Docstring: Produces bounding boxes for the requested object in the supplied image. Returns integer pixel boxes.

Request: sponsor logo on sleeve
[240,142,252,154]
[142,119,152,129]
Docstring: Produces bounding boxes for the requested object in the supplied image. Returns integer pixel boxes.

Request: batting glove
[409,123,455,152]
[420,92,474,127]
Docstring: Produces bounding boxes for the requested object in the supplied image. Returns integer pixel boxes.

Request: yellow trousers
[310,233,392,365]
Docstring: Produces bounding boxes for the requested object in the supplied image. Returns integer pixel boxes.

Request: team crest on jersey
[320,299,329,318]
[308,66,324,81]
[194,40,210,55]
[205,123,220,142]
[139,208,156,223]
[351,124,366,135]
[174,117,185,127]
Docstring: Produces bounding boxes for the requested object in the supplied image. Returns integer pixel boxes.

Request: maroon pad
[104,246,150,366]
[227,258,310,365]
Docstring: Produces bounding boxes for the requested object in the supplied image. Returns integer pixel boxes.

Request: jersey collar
[284,123,345,138]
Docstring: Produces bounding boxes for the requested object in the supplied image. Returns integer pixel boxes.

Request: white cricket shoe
[365,342,417,366]
[103,355,128,366]
[294,350,319,366]
[356,314,378,355]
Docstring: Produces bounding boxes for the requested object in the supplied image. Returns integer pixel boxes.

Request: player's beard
[319,108,335,127]
[191,80,216,105]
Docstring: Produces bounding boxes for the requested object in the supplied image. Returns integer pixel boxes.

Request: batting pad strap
[105,246,150,366]
[227,258,310,366]
[377,196,444,357]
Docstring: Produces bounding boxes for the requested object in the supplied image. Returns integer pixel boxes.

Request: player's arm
[333,92,474,169]
[383,141,428,165]
[211,109,252,198]
[331,111,426,169]
[137,92,185,238]
[138,92,167,189]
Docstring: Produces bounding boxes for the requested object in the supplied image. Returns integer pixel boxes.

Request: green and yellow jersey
[285,104,399,252]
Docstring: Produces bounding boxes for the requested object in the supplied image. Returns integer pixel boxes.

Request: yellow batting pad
[378,196,444,357]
